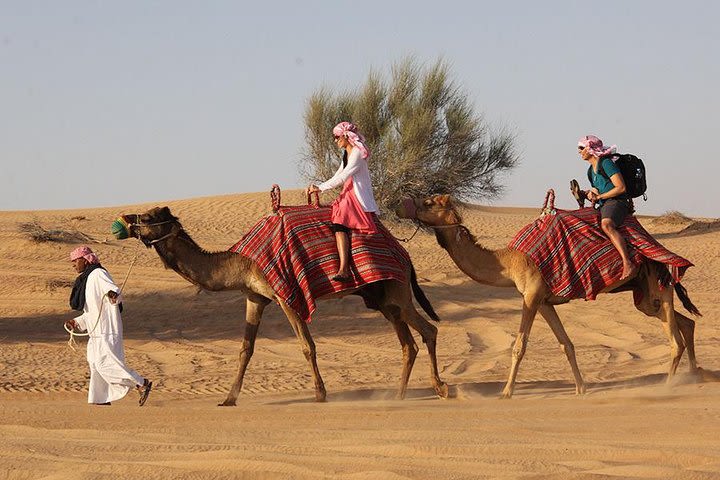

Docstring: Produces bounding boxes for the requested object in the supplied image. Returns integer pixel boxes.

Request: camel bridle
[129,217,180,245]
[403,200,463,230]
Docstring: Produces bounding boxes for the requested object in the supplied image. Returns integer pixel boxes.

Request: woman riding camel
[307,121,379,282]
[578,134,638,280]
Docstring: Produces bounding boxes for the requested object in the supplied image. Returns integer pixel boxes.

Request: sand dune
[1,190,719,479]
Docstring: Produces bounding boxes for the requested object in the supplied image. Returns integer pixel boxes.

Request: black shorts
[599,198,632,226]
[329,223,351,234]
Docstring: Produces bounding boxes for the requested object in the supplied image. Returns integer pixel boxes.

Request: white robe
[74,268,144,404]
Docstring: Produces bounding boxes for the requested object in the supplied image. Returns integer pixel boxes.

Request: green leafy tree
[300,57,518,213]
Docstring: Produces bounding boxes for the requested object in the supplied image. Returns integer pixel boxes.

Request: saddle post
[541,189,556,217]
[270,184,282,213]
[307,190,320,207]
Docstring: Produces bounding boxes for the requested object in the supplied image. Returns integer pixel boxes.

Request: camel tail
[675,282,702,317]
[411,266,440,322]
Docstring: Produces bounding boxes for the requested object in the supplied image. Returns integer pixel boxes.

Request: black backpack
[587,153,647,200]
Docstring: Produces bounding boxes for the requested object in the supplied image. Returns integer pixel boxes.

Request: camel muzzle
[397,198,417,220]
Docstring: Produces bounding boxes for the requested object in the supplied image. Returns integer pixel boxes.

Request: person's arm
[596,173,626,200]
[95,269,122,305]
[318,149,363,191]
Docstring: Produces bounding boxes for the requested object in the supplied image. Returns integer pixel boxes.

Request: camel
[118,207,448,405]
[396,195,701,398]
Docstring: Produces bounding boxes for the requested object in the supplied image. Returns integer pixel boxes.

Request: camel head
[395,195,463,228]
[113,207,182,248]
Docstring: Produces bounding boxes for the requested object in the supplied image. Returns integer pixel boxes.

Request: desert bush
[18,222,100,244]
[300,57,518,213]
[654,210,692,225]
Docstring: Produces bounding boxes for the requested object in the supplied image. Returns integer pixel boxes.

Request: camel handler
[65,245,152,406]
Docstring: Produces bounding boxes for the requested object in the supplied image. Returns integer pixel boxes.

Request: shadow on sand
[263,369,720,406]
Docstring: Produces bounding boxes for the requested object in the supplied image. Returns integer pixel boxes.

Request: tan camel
[396,195,701,398]
[119,207,448,405]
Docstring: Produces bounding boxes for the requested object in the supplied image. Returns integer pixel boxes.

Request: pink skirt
[331,178,378,234]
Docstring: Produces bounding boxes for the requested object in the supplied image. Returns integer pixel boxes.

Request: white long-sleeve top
[318,148,379,212]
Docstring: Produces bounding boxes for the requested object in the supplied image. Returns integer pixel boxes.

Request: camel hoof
[315,390,327,402]
[576,385,587,395]
[218,399,237,407]
[396,390,407,400]
[435,382,449,399]
[500,391,513,400]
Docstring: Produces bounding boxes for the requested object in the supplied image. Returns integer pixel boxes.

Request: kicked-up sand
[1,190,719,479]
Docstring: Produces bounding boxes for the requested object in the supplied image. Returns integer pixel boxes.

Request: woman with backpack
[578,134,638,280]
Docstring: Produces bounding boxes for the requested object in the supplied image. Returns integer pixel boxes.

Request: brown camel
[119,207,448,405]
[396,195,701,398]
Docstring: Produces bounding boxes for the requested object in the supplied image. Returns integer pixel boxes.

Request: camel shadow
[0,282,453,344]
[453,369,720,399]
[261,370,720,406]
[266,385,456,405]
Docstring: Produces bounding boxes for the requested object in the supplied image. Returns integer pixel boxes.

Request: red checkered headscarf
[70,245,99,264]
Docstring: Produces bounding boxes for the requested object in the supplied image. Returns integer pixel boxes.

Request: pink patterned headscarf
[70,245,99,264]
[333,121,370,159]
[578,135,617,158]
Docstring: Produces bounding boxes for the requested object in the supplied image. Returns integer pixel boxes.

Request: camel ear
[159,206,174,219]
[437,195,451,206]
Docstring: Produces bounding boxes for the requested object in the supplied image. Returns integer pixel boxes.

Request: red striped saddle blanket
[508,207,693,300]
[229,205,410,323]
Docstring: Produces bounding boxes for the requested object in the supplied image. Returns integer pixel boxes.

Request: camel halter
[64,251,140,352]
[400,199,462,234]
[128,218,179,245]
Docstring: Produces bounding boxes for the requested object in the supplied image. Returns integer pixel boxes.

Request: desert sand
[1,189,719,479]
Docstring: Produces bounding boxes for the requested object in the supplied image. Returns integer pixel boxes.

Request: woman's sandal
[138,379,153,406]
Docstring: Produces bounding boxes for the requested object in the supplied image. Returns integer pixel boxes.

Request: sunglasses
[577,145,585,151]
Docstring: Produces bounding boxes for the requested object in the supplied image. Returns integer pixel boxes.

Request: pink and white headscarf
[333,121,370,159]
[578,135,617,158]
[70,245,99,264]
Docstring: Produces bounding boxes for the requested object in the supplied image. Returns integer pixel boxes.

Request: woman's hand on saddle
[65,319,77,331]
[306,185,321,195]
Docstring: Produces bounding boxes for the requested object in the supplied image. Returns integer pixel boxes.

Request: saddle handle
[540,188,556,216]
[307,190,320,207]
[270,184,281,212]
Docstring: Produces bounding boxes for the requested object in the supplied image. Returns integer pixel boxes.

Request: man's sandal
[138,379,152,406]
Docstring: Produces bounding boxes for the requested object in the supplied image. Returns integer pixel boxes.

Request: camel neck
[434,225,513,287]
[153,232,245,291]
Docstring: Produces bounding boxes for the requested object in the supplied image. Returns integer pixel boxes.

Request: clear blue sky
[2,1,718,217]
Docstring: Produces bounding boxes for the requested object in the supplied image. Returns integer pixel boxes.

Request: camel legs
[277,300,327,402]
[392,299,448,398]
[658,297,683,379]
[538,304,586,395]
[220,295,269,406]
[675,311,697,370]
[379,306,419,399]
[501,295,540,399]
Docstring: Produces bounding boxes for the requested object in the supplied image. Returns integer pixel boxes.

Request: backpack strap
[587,160,610,188]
